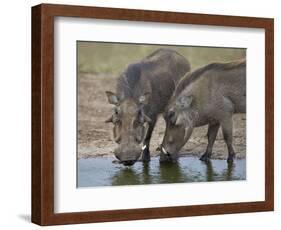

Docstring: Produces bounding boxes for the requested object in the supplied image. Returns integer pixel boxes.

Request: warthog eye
[168,110,175,119]
[112,107,122,124]
[114,107,121,115]
[167,110,176,125]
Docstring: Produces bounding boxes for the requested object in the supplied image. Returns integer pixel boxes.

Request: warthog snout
[114,144,141,166]
[159,145,179,163]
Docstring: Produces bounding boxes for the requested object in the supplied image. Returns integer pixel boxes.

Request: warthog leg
[141,119,156,163]
[200,123,220,162]
[221,115,236,163]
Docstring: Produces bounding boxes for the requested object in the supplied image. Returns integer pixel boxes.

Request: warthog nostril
[122,160,136,166]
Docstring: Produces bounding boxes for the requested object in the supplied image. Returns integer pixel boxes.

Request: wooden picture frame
[32,3,274,226]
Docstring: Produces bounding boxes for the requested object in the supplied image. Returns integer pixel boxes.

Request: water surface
[77,156,246,187]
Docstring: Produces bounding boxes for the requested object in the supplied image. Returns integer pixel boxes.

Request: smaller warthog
[106,49,190,166]
[160,59,246,163]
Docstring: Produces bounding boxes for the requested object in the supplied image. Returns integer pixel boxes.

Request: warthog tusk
[162,146,168,155]
[142,145,147,151]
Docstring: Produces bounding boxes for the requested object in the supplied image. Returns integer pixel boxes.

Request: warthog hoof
[141,148,150,163]
[200,153,211,162]
[227,153,235,163]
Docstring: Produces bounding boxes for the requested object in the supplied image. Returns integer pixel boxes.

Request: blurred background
[77,42,246,74]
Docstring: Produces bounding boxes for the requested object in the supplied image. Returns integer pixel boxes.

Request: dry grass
[78,42,246,74]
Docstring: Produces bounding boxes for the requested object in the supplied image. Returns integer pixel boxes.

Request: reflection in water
[221,161,242,181]
[203,160,234,181]
[158,161,186,183]
[204,161,214,181]
[111,161,188,185]
[142,164,152,184]
[224,162,235,181]
[78,156,246,187]
[111,168,141,186]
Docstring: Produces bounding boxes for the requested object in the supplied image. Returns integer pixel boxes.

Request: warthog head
[160,94,196,162]
[105,91,151,166]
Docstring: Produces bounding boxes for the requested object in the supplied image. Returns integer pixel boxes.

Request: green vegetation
[77,41,246,74]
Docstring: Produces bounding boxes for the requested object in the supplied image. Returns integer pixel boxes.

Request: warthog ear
[178,95,193,108]
[106,91,119,105]
[139,92,150,106]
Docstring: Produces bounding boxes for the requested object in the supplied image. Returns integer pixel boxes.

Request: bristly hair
[174,59,246,97]
[117,63,141,98]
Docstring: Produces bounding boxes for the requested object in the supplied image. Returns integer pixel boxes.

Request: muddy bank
[78,73,246,160]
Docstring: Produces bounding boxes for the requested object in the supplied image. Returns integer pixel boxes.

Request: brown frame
[32,3,274,226]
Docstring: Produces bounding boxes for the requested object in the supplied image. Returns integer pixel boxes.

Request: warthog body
[161,59,246,163]
[106,49,190,166]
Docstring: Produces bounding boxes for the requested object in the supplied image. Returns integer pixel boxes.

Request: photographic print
[32,4,274,225]
[77,42,246,187]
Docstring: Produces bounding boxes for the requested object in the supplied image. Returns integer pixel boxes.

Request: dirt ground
[78,73,246,160]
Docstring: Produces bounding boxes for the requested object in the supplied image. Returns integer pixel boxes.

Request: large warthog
[160,59,246,163]
[105,49,190,166]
